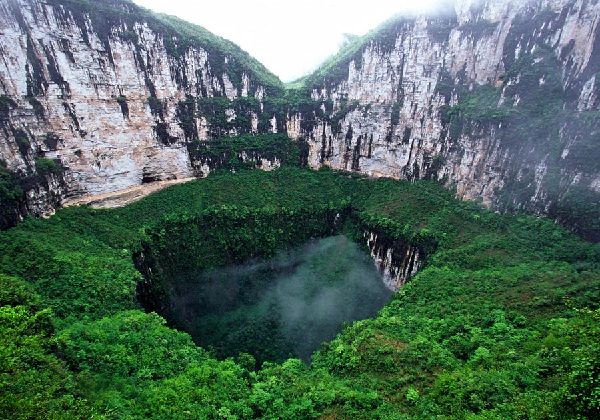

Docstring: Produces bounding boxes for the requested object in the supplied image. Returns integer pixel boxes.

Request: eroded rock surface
[290,0,600,239]
[1,0,599,239]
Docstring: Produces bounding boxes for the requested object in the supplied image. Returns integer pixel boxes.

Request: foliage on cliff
[294,15,421,89]
[155,14,282,93]
[287,6,600,243]
[294,5,457,90]
[0,163,24,229]
[187,134,307,173]
[0,166,598,418]
[0,160,65,230]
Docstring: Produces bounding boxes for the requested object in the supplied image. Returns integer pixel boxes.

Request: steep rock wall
[0,0,282,226]
[1,0,599,240]
[365,230,422,291]
[290,0,600,240]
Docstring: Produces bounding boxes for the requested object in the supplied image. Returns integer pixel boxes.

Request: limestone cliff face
[0,0,281,226]
[1,0,599,239]
[291,0,600,239]
[365,230,422,291]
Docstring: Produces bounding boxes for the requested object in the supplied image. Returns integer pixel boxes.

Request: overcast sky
[132,0,441,82]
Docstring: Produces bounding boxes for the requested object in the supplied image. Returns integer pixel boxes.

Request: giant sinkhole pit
[154,235,390,363]
[2,167,598,418]
[134,207,422,364]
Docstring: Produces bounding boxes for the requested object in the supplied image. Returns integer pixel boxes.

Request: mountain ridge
[0,0,599,241]
[285,0,600,240]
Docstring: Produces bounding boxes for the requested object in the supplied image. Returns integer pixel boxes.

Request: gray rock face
[0,0,280,224]
[291,0,600,239]
[1,0,599,239]
[365,231,422,291]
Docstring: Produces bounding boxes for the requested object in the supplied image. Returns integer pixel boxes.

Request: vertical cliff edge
[0,0,283,227]
[1,0,599,241]
[290,0,600,240]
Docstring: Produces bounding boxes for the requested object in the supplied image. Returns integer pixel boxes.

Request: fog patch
[165,235,391,364]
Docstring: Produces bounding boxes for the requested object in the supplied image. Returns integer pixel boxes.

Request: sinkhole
[139,235,391,364]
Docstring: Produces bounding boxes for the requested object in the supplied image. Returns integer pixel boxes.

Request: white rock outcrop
[292,0,600,216]
[0,0,274,209]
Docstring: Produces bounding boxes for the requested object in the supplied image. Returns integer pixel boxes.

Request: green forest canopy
[0,166,599,418]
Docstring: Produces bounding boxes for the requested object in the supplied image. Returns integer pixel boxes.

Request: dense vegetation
[0,162,24,229]
[0,165,598,418]
[187,134,307,173]
[0,159,64,230]
[0,2,598,416]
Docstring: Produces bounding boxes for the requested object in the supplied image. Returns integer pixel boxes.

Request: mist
[164,235,391,364]
[132,0,446,81]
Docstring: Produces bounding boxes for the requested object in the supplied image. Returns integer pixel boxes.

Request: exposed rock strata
[1,0,599,239]
[289,0,600,239]
[365,231,422,291]
[0,0,281,226]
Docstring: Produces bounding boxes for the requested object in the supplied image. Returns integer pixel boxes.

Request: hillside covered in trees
[1,0,599,418]
[1,159,598,418]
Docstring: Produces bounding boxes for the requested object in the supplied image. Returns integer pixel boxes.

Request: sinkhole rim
[132,221,418,364]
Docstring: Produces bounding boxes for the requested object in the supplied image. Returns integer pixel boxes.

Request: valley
[0,0,599,418]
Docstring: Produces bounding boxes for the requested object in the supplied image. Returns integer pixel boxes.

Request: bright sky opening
[132,0,441,82]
